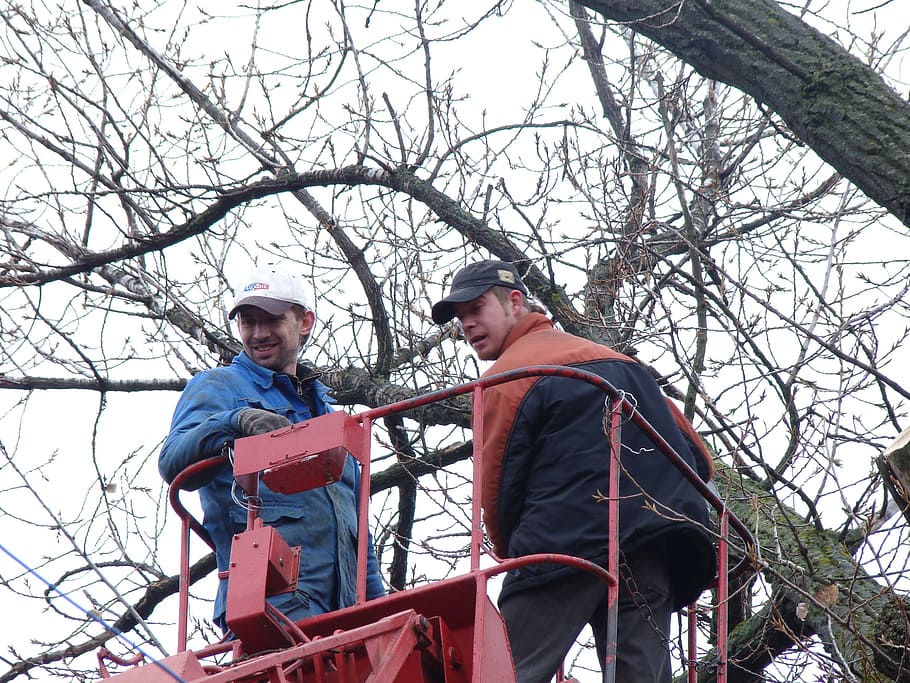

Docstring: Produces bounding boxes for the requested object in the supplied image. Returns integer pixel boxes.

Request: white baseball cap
[229,264,310,319]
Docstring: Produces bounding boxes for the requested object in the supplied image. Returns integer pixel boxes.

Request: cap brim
[431,284,492,324]
[229,296,295,319]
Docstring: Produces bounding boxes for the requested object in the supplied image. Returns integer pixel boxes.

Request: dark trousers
[498,545,673,683]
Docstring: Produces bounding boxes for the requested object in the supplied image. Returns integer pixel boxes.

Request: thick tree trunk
[577,0,910,228]
[709,465,909,682]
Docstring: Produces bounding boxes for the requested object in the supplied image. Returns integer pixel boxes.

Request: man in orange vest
[432,260,715,683]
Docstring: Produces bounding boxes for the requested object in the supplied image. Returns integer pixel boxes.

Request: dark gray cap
[431,260,527,324]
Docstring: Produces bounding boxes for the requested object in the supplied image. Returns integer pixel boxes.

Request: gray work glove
[237,408,291,437]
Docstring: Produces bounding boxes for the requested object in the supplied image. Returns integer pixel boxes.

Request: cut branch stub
[877,426,910,526]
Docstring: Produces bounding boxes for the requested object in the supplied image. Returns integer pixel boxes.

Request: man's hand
[237,408,291,436]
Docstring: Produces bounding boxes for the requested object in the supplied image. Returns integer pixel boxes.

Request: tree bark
[577,0,910,228]
[707,464,909,682]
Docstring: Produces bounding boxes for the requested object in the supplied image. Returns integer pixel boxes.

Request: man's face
[236,306,314,375]
[454,289,519,361]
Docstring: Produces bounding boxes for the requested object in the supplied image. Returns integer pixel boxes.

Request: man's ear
[508,289,525,314]
[299,309,316,335]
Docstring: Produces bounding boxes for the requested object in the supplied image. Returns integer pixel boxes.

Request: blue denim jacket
[159,352,385,628]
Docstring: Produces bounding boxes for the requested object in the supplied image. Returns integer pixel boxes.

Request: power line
[0,541,187,683]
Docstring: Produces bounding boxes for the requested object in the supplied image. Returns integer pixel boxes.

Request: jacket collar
[499,312,553,356]
[233,352,321,390]
[232,351,334,407]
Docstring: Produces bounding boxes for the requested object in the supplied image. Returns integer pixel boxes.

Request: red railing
[154,365,755,682]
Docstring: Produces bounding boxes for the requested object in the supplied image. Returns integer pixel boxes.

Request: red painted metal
[470,385,485,573]
[100,365,756,683]
[224,524,301,654]
[469,383,492,682]
[167,455,222,653]
[602,398,622,683]
[716,511,731,683]
[233,410,364,496]
[688,606,699,683]
[354,414,374,609]
[97,650,207,682]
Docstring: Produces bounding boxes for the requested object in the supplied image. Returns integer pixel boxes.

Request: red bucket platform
[97,366,755,683]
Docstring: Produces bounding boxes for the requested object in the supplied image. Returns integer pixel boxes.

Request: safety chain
[618,551,678,660]
[619,552,718,674]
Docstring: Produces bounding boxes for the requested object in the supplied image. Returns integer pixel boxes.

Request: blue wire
[0,540,188,682]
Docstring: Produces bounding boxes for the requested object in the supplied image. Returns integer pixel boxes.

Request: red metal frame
[101,365,755,682]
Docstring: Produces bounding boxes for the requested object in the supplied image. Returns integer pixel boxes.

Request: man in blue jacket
[160,264,385,632]
[432,260,715,683]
